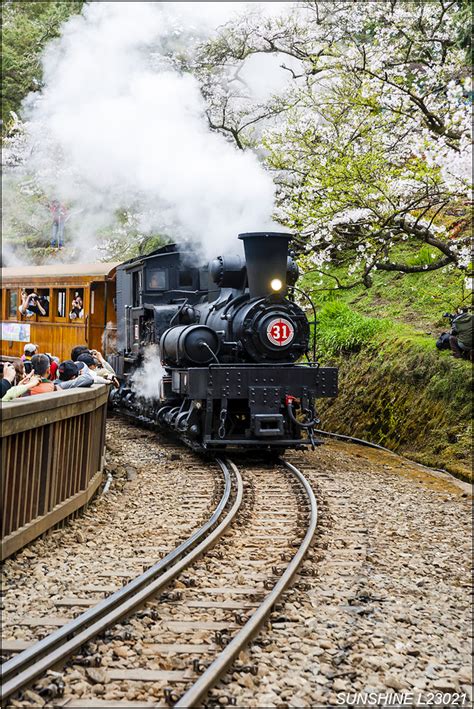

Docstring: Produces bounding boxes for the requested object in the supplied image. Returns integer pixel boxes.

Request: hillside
[305,261,472,482]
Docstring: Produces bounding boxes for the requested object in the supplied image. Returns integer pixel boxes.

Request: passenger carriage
[1,263,118,361]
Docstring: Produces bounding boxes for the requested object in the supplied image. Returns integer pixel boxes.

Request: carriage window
[69,288,84,320]
[19,288,49,318]
[147,269,167,291]
[178,270,193,288]
[8,290,18,318]
[56,289,67,318]
[132,271,142,306]
[36,289,50,318]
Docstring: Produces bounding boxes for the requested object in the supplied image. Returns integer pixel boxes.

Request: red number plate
[266,318,295,346]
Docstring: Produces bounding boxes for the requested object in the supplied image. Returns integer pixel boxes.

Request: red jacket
[30,380,55,396]
[49,361,58,380]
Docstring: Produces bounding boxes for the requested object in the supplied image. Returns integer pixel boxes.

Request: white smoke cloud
[13,1,291,261]
[130,343,165,400]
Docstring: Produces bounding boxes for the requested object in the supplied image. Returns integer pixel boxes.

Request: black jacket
[1,379,12,398]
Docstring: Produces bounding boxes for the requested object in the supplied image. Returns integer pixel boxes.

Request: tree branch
[374,256,453,273]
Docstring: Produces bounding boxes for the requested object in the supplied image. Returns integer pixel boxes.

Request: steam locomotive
[110,232,337,451]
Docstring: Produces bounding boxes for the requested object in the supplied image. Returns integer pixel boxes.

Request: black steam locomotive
[110,232,337,451]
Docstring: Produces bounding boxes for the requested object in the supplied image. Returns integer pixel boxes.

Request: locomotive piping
[286,400,318,429]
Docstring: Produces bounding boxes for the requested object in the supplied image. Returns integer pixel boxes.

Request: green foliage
[310,260,472,480]
[303,251,470,331]
[318,331,473,481]
[316,302,390,358]
[452,0,473,57]
[405,245,445,267]
[1,0,84,133]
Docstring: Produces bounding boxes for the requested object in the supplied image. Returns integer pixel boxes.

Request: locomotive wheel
[167,407,181,428]
[175,411,190,431]
[157,406,173,424]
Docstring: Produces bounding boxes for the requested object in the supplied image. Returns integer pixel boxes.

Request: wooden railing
[1,385,108,560]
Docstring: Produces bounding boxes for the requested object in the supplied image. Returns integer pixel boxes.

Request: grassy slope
[301,261,472,482]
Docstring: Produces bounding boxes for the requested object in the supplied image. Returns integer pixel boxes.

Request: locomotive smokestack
[238,232,293,299]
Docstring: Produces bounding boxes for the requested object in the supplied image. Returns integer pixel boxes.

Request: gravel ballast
[215,441,472,707]
[2,421,471,708]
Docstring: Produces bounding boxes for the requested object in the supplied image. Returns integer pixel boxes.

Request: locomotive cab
[111,244,213,375]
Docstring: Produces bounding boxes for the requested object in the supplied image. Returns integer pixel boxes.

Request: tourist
[55,360,94,389]
[449,312,473,359]
[71,345,89,362]
[29,354,55,395]
[89,348,118,383]
[50,200,67,249]
[19,290,38,318]
[22,343,38,374]
[76,353,114,385]
[21,343,38,361]
[1,362,17,397]
[2,373,42,401]
[69,291,84,320]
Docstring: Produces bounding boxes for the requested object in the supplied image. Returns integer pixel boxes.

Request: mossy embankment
[305,266,472,483]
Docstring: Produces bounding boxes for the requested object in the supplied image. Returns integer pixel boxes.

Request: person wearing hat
[22,343,38,360]
[55,360,94,390]
[21,343,38,373]
[76,353,115,385]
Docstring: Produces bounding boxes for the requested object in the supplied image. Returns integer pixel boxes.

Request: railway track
[2,456,317,708]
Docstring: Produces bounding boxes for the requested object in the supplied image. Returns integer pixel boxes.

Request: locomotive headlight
[270,278,283,292]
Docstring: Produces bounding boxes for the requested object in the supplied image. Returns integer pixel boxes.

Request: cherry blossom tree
[197,0,472,286]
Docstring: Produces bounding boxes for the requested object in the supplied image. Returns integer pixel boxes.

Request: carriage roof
[1,262,119,286]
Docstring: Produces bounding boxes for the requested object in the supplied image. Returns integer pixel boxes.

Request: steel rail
[313,428,458,476]
[313,428,393,452]
[175,458,317,708]
[1,458,243,703]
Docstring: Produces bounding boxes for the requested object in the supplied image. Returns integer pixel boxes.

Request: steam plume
[130,344,165,400]
[13,2,286,260]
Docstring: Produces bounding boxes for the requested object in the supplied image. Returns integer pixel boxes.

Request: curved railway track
[2,457,317,708]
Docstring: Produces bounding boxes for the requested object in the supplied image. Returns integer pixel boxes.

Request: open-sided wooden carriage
[1,263,118,361]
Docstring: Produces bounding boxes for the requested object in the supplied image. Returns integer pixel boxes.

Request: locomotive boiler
[110,232,337,451]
